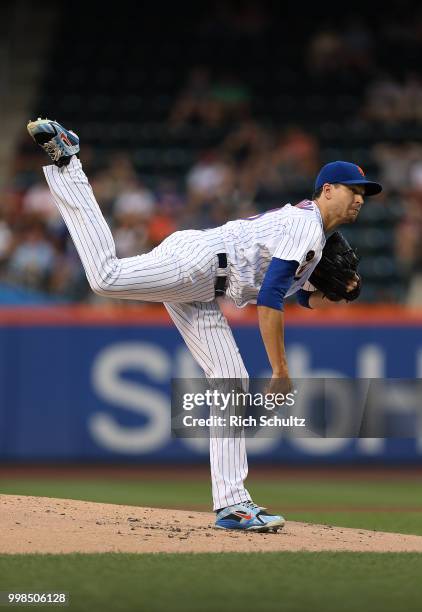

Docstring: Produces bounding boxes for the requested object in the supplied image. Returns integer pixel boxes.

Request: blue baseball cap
[315,161,382,196]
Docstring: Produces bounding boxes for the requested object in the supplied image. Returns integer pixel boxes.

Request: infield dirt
[2,495,422,554]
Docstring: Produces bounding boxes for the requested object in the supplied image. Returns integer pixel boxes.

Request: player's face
[334,184,365,223]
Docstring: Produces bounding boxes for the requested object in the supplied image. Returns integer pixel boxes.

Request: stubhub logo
[88,340,422,456]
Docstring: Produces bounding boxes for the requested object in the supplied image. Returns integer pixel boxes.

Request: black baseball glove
[309,231,361,302]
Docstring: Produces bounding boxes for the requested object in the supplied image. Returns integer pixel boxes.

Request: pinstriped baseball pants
[44,157,251,510]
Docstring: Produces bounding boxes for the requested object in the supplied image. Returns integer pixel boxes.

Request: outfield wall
[0,305,421,463]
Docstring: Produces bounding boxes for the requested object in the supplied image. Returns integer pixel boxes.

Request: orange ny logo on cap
[356,165,365,177]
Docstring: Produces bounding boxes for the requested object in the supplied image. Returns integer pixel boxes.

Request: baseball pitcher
[27,118,382,532]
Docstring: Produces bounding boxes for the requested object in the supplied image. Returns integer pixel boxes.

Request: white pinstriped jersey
[213,200,326,307]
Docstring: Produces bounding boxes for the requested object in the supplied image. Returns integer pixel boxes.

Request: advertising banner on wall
[0,309,421,462]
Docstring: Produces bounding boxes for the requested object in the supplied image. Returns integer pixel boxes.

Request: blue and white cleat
[27,118,79,167]
[215,501,285,532]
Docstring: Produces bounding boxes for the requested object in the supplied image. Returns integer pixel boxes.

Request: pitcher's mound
[1,495,422,554]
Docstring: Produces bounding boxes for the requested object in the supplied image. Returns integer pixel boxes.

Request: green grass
[1,477,422,534]
[1,552,422,612]
[2,478,422,611]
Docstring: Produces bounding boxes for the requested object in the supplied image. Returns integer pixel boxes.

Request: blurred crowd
[0,123,321,303]
[1,4,422,305]
[2,119,422,306]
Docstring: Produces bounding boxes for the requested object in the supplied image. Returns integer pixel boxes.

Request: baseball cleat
[215,501,285,532]
[27,118,79,167]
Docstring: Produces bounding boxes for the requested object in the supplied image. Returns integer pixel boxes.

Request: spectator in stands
[6,217,55,292]
[147,179,182,247]
[48,240,88,301]
[364,74,403,122]
[154,178,185,217]
[372,143,422,192]
[89,170,120,220]
[306,27,347,77]
[342,16,374,76]
[22,182,60,223]
[181,150,235,228]
[363,73,422,124]
[112,177,156,257]
[220,120,272,202]
[221,120,269,165]
[170,68,250,128]
[395,157,422,305]
[113,178,156,219]
[401,73,422,122]
[169,67,214,128]
[90,153,146,222]
[272,126,320,177]
[208,73,251,126]
[113,215,149,258]
[254,126,320,205]
[0,214,12,272]
[186,150,234,206]
[395,197,422,305]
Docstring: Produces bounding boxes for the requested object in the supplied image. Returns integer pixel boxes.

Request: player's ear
[322,183,333,199]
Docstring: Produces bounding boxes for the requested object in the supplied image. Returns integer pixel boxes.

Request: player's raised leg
[27,118,216,303]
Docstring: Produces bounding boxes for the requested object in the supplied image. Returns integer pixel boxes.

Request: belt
[214,253,228,297]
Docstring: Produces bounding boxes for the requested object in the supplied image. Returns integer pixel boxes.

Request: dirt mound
[2,495,422,554]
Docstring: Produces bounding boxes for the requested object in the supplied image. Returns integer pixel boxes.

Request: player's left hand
[346,273,360,293]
